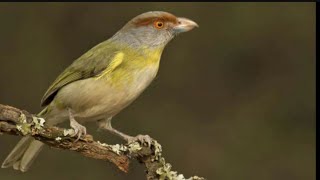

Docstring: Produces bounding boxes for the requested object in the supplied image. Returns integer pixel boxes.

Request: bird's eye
[154,20,164,29]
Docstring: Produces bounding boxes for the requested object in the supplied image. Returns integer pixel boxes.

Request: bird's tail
[1,137,44,172]
[1,107,48,172]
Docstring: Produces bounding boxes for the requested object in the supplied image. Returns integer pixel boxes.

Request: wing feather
[40,41,122,107]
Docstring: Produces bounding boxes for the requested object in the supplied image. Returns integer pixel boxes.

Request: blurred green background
[0,2,315,180]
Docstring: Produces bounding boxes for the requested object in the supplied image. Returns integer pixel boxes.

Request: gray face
[126,22,175,48]
[110,11,198,49]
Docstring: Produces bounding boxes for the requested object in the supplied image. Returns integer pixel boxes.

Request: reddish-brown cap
[132,11,178,27]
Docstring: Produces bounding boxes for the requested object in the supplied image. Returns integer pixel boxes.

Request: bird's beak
[173,17,199,34]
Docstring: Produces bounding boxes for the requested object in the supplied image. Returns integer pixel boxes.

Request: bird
[1,11,198,172]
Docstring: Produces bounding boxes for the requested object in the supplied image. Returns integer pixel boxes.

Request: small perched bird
[2,11,198,172]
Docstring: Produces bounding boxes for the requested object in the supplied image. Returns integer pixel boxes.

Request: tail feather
[2,108,48,172]
[1,136,44,172]
[1,136,33,168]
[19,140,44,172]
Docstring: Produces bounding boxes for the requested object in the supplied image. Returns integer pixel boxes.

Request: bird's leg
[99,117,131,140]
[98,117,152,146]
[68,108,87,141]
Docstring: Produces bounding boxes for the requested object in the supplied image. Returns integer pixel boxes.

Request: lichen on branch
[0,104,205,180]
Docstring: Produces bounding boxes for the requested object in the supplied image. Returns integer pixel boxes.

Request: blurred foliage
[0,2,315,180]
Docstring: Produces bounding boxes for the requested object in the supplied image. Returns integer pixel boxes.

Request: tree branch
[0,104,205,180]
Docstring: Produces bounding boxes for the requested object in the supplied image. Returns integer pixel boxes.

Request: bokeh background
[0,2,315,180]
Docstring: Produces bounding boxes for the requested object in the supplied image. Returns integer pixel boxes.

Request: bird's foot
[127,134,153,147]
[70,120,87,142]
[69,109,86,142]
[97,118,153,147]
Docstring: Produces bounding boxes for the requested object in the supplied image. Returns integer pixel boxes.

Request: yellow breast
[96,46,163,89]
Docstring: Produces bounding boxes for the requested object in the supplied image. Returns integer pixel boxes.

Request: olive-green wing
[41,41,120,107]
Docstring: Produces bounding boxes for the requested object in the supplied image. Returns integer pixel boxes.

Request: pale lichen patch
[96,141,128,155]
[91,139,204,179]
[18,113,27,123]
[38,118,45,126]
[128,142,142,153]
[16,113,32,135]
[97,141,108,147]
[156,163,205,180]
[154,139,205,180]
[16,123,31,135]
[156,163,177,180]
[16,125,22,131]
[110,144,128,155]
[152,140,162,161]
[16,113,46,135]
[189,176,205,180]
[55,137,62,141]
[32,117,45,130]
[63,129,75,136]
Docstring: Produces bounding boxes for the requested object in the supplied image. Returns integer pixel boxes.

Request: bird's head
[112,11,198,49]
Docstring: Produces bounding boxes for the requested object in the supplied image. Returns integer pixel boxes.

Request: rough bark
[0,104,204,180]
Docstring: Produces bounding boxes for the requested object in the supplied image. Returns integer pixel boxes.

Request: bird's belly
[53,64,159,122]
